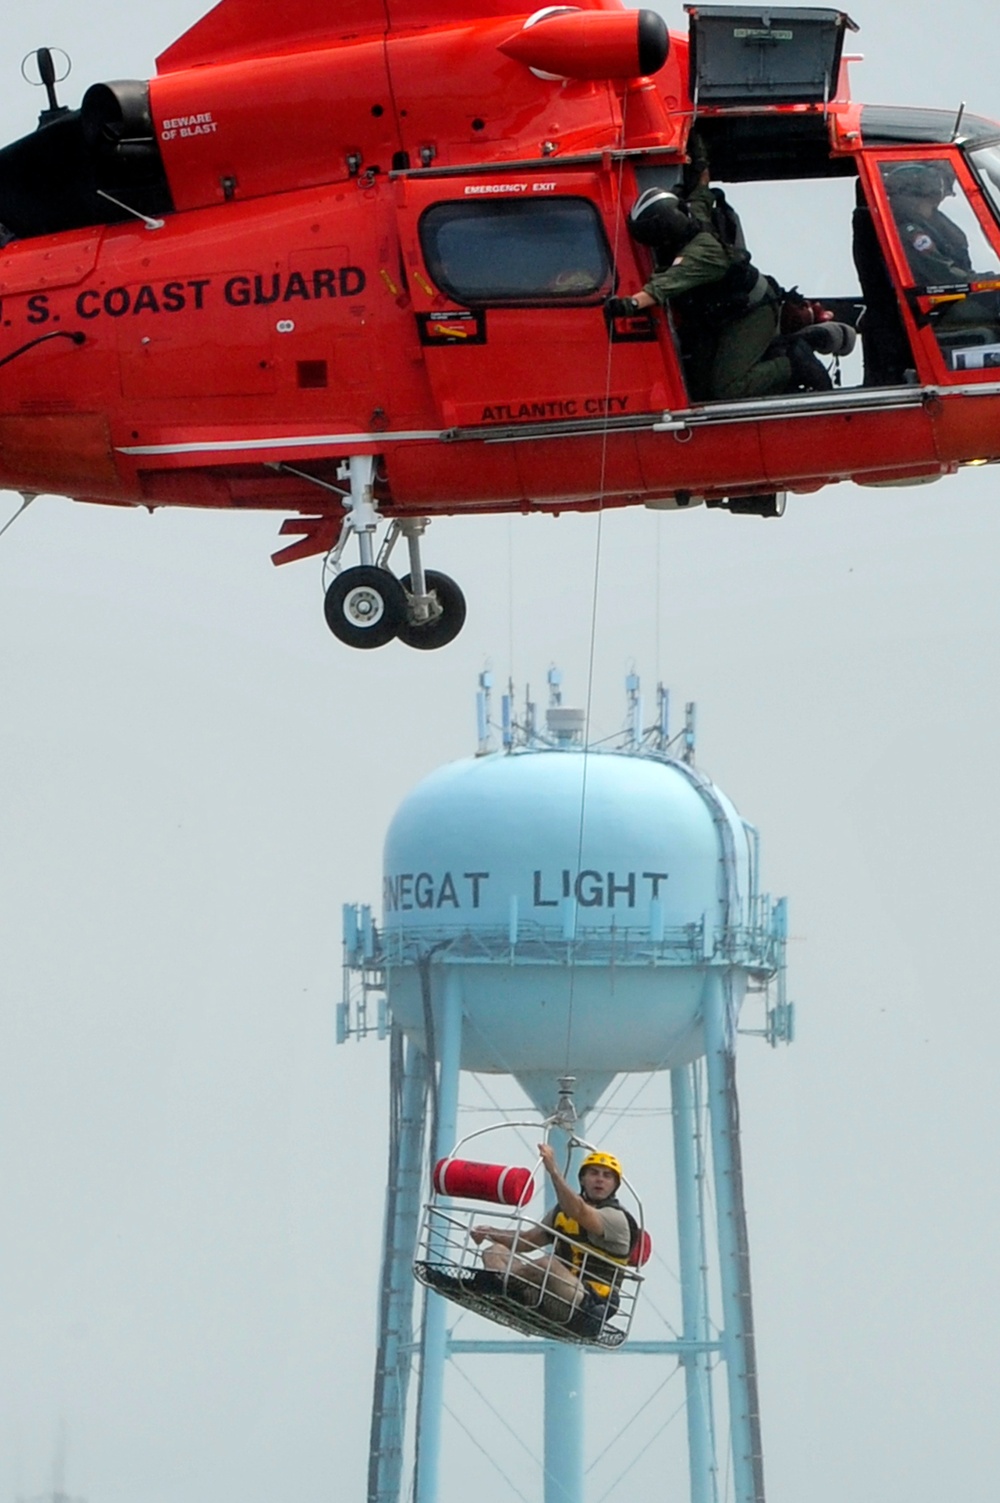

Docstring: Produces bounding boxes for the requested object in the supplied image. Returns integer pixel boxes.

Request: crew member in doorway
[472,1145,632,1334]
[606,183,832,399]
[884,162,974,285]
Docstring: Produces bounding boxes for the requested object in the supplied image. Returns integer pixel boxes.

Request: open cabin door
[393,170,677,435]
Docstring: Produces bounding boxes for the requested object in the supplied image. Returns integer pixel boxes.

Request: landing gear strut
[321,456,466,650]
[315,453,463,649]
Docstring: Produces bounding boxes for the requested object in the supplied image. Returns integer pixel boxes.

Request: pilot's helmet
[886,162,951,203]
[628,188,694,251]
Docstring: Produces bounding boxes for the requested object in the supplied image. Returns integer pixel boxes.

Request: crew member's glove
[605,295,641,319]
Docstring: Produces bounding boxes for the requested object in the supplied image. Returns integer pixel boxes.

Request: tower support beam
[702,970,766,1503]
[369,1030,429,1503]
[414,969,463,1503]
[543,1123,585,1503]
[671,1062,720,1503]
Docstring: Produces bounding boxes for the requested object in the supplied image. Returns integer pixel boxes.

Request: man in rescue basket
[471,1144,635,1335]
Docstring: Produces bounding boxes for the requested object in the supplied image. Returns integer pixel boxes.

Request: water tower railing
[374,919,782,972]
[340,906,791,1044]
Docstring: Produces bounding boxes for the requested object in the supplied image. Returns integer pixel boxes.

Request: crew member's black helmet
[885,163,951,202]
[628,188,694,250]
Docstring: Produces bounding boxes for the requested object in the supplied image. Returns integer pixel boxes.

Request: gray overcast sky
[1,2,998,1501]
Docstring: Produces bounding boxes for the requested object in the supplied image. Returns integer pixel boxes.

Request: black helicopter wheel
[396,570,467,650]
[324,565,407,648]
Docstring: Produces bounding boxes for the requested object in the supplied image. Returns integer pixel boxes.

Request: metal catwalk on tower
[339,670,793,1503]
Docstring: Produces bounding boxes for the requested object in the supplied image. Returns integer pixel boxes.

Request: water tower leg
[670,1063,720,1503]
[542,1123,585,1503]
[414,969,463,1503]
[368,1028,430,1503]
[544,1342,584,1503]
[702,971,766,1503]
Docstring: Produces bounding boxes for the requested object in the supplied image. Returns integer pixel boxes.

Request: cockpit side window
[880,160,997,286]
[880,158,1000,373]
[418,198,612,306]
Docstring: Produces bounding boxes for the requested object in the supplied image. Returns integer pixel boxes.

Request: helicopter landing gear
[395,521,466,650]
[324,565,408,649]
[321,458,467,650]
[397,570,467,650]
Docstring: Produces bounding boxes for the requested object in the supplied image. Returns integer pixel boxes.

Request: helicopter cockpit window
[880,159,1000,370]
[419,198,611,306]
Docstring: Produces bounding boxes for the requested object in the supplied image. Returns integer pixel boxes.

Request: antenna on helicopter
[94,188,166,231]
[21,47,72,128]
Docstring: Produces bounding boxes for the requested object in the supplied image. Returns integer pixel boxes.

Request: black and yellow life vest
[552,1202,635,1301]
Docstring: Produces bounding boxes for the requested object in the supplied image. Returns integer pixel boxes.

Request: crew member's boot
[788,337,833,391]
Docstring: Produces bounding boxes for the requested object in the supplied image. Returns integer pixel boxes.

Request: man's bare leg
[481,1245,584,1321]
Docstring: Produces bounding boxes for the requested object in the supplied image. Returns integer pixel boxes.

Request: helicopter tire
[324,565,407,648]
[396,570,467,650]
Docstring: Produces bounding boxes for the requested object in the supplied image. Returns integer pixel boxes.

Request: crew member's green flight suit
[643,188,790,400]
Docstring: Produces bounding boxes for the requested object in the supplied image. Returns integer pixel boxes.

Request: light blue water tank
[382,748,759,1081]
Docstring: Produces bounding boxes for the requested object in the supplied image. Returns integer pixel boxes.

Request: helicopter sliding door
[866,151,1000,383]
[394,172,675,447]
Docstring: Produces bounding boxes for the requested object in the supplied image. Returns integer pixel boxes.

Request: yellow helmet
[579,1151,623,1183]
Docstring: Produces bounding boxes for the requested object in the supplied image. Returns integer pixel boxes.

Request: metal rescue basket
[414,1123,650,1350]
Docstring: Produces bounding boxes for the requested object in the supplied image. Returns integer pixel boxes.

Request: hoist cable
[507,516,515,686]
[655,515,663,684]
[562,97,632,1076]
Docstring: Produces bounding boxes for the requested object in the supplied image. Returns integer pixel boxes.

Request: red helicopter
[1,1,999,648]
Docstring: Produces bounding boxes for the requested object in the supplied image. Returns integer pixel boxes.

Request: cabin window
[418,197,611,306]
[879,159,1000,371]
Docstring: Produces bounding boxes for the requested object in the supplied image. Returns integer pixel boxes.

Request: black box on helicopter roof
[685,5,859,108]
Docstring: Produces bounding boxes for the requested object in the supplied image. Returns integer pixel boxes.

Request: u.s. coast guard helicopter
[2,1,1000,647]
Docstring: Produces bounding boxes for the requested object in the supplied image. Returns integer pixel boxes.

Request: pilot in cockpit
[884,163,974,286]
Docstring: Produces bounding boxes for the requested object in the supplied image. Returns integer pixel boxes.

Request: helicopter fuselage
[2,0,1000,644]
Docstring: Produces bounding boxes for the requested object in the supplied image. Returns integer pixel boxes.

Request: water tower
[339,670,792,1503]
